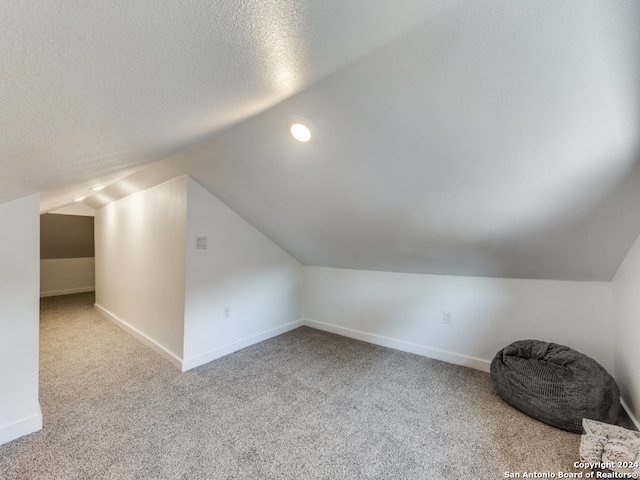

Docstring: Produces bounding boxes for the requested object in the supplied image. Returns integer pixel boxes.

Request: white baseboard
[303,318,491,373]
[0,406,42,446]
[621,398,640,431]
[94,303,183,370]
[181,319,305,371]
[41,286,95,298]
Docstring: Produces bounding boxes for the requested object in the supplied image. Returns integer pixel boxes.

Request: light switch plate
[195,236,207,249]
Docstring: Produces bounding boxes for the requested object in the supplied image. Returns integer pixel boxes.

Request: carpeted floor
[1,292,589,479]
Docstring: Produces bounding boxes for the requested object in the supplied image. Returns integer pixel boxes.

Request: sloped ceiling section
[0,0,456,204]
[181,0,640,281]
[3,0,640,281]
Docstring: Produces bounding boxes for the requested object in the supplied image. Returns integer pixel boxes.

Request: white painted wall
[303,266,614,373]
[182,178,303,370]
[0,194,42,445]
[95,177,187,367]
[40,257,95,297]
[49,203,95,216]
[612,231,640,429]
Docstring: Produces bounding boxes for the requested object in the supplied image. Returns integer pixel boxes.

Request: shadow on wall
[40,213,96,297]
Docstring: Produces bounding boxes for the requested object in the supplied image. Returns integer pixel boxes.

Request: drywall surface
[40,258,95,297]
[49,203,95,216]
[612,231,640,428]
[184,0,640,283]
[303,266,614,373]
[0,0,456,205]
[0,194,42,444]
[182,178,303,370]
[95,176,187,363]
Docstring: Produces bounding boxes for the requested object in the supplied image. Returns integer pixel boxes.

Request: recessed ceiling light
[73,196,85,202]
[90,184,104,191]
[289,122,312,143]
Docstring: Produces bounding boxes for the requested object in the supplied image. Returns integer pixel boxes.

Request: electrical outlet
[443,311,453,325]
[223,307,230,319]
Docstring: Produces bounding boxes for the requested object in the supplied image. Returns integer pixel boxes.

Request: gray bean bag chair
[490,340,620,433]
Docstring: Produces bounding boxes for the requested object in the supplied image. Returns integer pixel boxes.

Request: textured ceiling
[1,0,455,204]
[4,0,640,281]
[180,0,640,280]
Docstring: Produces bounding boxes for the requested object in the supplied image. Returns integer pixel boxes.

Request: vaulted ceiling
[3,0,640,281]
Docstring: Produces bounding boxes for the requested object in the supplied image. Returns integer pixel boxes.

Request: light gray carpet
[1,293,585,479]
